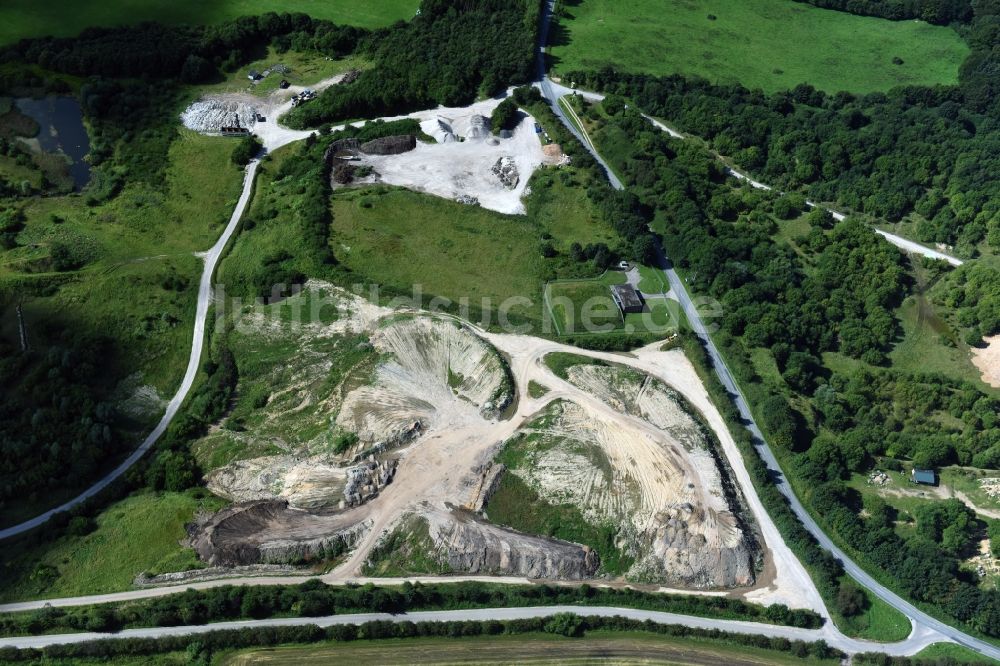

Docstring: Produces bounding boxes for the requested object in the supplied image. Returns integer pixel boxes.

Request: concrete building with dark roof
[610,284,644,315]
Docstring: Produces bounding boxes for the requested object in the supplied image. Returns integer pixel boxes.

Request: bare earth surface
[971,334,1000,388]
[179,284,823,612]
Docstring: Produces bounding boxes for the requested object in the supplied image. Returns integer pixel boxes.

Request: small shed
[247,70,262,81]
[610,284,644,315]
[911,468,936,486]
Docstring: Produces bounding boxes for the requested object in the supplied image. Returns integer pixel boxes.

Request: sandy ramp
[971,334,1000,388]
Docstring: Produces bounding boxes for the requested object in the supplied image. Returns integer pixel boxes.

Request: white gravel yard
[360,96,549,215]
[183,85,552,215]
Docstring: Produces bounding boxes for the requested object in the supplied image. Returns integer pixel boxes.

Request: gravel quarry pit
[183,85,559,213]
[492,364,757,589]
[183,284,822,611]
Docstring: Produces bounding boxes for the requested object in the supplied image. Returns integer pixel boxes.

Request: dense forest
[286,0,541,127]
[585,93,1000,636]
[793,0,972,23]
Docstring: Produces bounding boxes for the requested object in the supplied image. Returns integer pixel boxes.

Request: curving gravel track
[0,159,260,542]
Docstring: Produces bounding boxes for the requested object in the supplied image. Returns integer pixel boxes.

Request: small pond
[15,96,91,190]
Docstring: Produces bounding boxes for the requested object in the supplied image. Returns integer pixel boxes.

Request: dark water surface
[15,96,91,190]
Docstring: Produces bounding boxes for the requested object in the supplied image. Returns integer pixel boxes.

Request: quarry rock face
[490,156,519,189]
[466,114,491,140]
[188,500,371,566]
[498,363,760,589]
[643,504,755,588]
[430,511,600,579]
[336,317,513,451]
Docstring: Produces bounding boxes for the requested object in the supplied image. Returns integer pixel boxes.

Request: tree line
[571,0,1000,256]
[0,609,839,664]
[586,100,1000,638]
[0,580,822,639]
[285,0,541,127]
[792,0,972,24]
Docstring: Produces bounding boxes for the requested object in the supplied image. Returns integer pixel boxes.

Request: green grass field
[832,584,912,642]
[330,186,550,326]
[548,0,968,93]
[915,641,997,663]
[324,174,618,331]
[221,631,840,665]
[0,0,419,45]
[0,490,224,602]
[545,272,682,337]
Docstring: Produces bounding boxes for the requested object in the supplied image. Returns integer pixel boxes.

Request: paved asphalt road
[0,605,945,654]
[535,2,996,660]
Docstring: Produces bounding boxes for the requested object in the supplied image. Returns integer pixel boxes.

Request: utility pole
[16,302,28,353]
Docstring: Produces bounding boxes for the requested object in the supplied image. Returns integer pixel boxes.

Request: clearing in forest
[0,0,419,44]
[548,0,968,93]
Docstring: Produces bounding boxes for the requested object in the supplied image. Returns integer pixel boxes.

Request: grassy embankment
[0,0,418,45]
[548,0,968,93]
[220,632,839,666]
[0,489,223,602]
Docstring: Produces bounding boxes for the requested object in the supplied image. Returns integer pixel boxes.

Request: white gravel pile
[181,99,259,133]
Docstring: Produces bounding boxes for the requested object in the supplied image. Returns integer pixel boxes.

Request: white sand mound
[181,99,259,133]
[336,317,511,448]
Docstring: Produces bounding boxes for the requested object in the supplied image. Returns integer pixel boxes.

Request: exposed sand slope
[336,316,512,449]
[971,334,1000,388]
[206,454,347,510]
[500,364,754,588]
